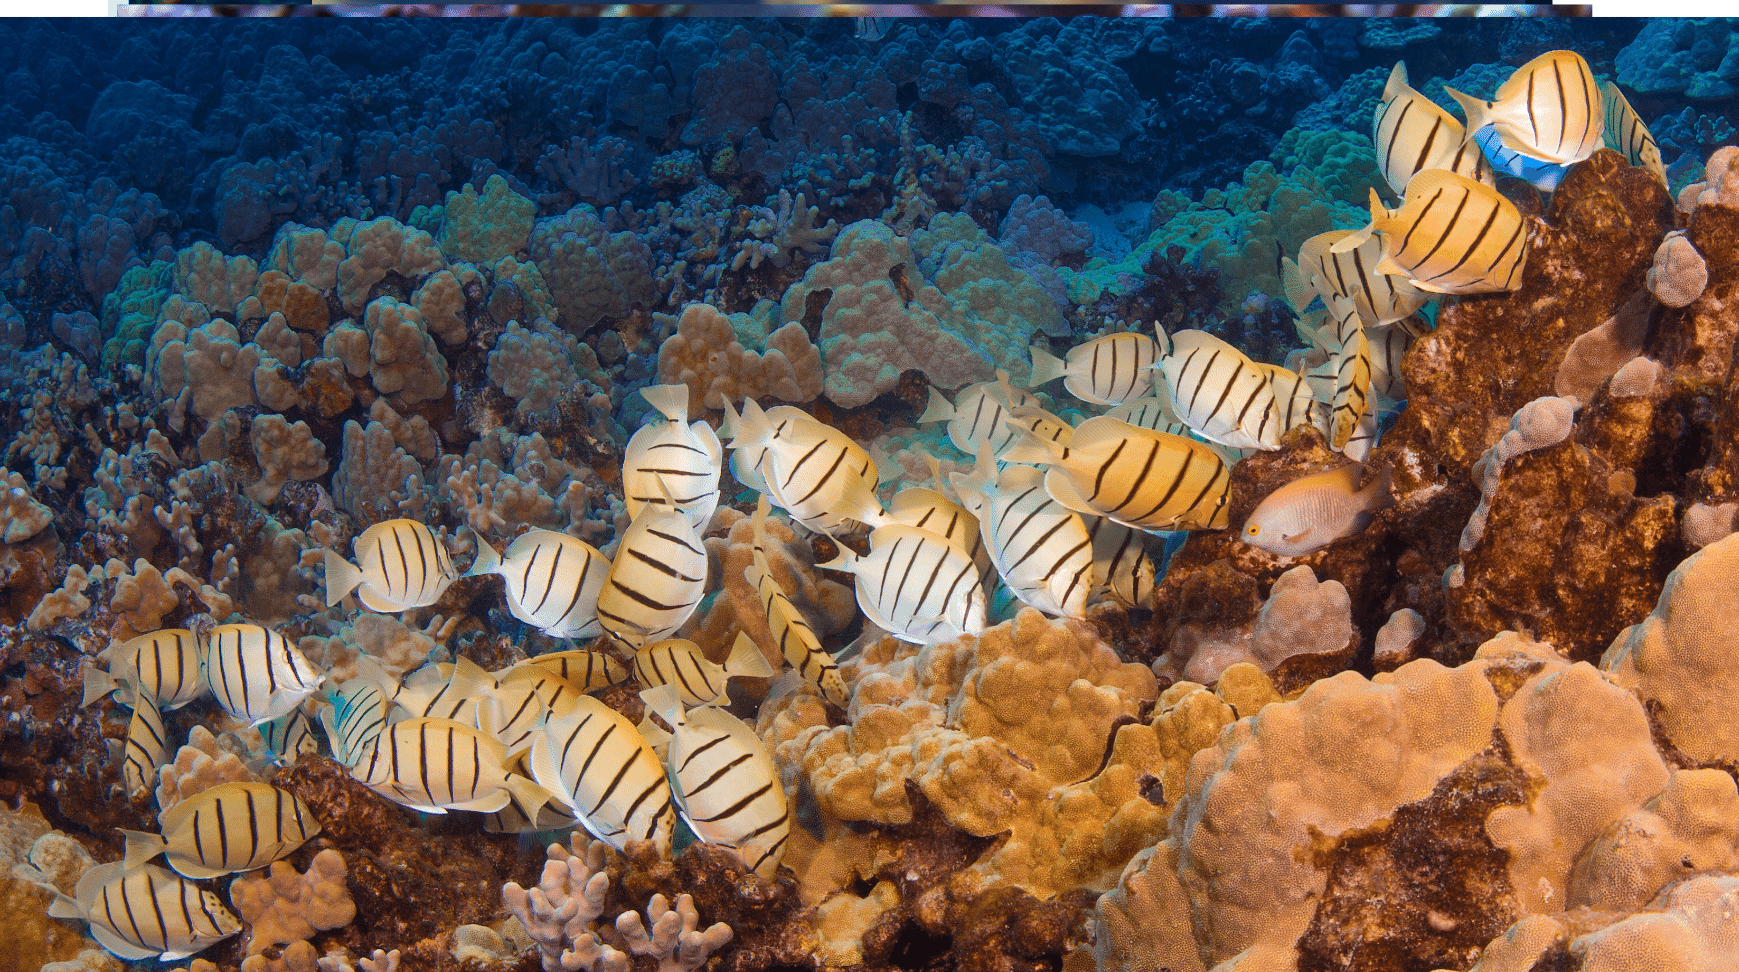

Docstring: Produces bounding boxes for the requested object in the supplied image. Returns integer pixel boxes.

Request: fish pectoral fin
[1281,527,1314,546]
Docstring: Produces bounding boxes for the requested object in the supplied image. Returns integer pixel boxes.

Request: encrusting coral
[230,848,358,954]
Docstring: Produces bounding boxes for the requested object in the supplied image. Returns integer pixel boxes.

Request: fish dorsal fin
[1043,466,1101,516]
[996,462,1046,492]
[639,384,691,424]
[1384,61,1409,99]
[994,369,1016,407]
[917,386,955,425]
[1066,415,1143,455]
[718,397,740,440]
[923,451,946,493]
[999,427,1066,467]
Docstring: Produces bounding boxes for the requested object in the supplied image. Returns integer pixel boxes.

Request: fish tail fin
[462,530,501,578]
[726,630,776,680]
[1329,192,1385,254]
[1028,344,1068,387]
[817,542,859,574]
[118,828,166,871]
[1154,324,1171,357]
[1280,256,1315,317]
[1384,61,1410,99]
[1000,428,1066,467]
[640,383,691,424]
[1444,86,1492,141]
[322,549,362,608]
[635,712,672,749]
[718,397,742,441]
[951,440,998,503]
[46,889,83,920]
[81,661,118,709]
[640,684,686,731]
[917,386,955,425]
[1361,463,1397,513]
[837,470,888,529]
[502,771,553,821]
[731,398,774,451]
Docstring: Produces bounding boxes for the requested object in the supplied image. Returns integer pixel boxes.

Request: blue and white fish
[1447,50,1603,167]
[1472,124,1571,192]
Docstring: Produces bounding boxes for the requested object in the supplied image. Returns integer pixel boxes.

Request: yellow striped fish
[481,753,582,834]
[1600,81,1667,187]
[642,685,789,880]
[113,684,168,797]
[719,401,812,493]
[953,448,1094,620]
[391,655,497,725]
[120,781,319,879]
[323,518,457,612]
[44,861,241,961]
[466,529,611,639]
[1004,404,1075,449]
[1028,332,1161,406]
[1330,323,1373,451]
[596,493,709,652]
[200,623,324,727]
[1292,229,1429,328]
[1001,418,1232,533]
[83,629,205,711]
[886,483,994,589]
[747,497,850,708]
[482,665,586,755]
[527,695,675,854]
[634,634,774,709]
[1367,323,1413,406]
[1103,396,1188,437]
[514,648,628,694]
[1154,329,1282,451]
[351,715,550,815]
[918,370,1041,459]
[1448,50,1602,166]
[1372,61,1492,196]
[731,399,887,533]
[319,675,394,767]
[1334,170,1529,295]
[821,524,989,644]
[623,384,724,531]
[1085,516,1156,609]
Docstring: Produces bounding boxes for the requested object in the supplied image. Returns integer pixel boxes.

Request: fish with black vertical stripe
[622,384,724,531]
[634,634,774,709]
[1333,169,1529,295]
[1372,61,1492,196]
[349,714,552,816]
[1028,332,1162,406]
[465,528,611,639]
[1447,50,1603,167]
[199,623,324,727]
[1152,329,1282,452]
[952,444,1095,620]
[323,518,458,612]
[595,485,709,652]
[40,861,241,961]
[1601,81,1666,187]
[820,523,989,645]
[82,628,205,711]
[642,685,789,880]
[747,496,851,707]
[918,370,1042,460]
[728,398,888,533]
[1001,418,1232,534]
[119,781,319,878]
[527,694,675,855]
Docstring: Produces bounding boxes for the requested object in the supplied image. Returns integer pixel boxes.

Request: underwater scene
[3,12,1739,972]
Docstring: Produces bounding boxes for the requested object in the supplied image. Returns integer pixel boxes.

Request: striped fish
[918,371,1041,458]
[1291,229,1429,328]
[466,529,610,639]
[83,629,205,711]
[319,675,394,767]
[953,449,1094,620]
[634,634,774,709]
[481,753,583,834]
[113,683,168,797]
[200,623,324,727]
[720,401,812,493]
[45,861,241,961]
[1001,418,1233,534]
[1367,323,1413,406]
[485,668,584,755]
[821,524,988,645]
[259,707,317,765]
[1085,515,1156,609]
[1334,170,1529,295]
[527,695,675,854]
[595,495,708,652]
[1372,61,1492,196]
[1601,81,1667,187]
[886,484,993,589]
[1341,402,1382,463]
[120,781,319,879]
[1329,323,1373,451]
[747,497,850,708]
[514,648,628,694]
[1104,396,1188,437]
[324,518,457,612]
[391,656,497,725]
[1256,363,1327,437]
[622,384,724,531]
[351,715,549,815]
[642,685,789,880]
[1154,330,1282,452]
[1028,333,1161,406]
[1448,50,1602,166]
[731,399,887,533]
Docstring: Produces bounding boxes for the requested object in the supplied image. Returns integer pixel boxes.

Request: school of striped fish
[39,50,1673,964]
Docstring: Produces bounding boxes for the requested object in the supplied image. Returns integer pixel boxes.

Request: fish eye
[1246,525,1260,535]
